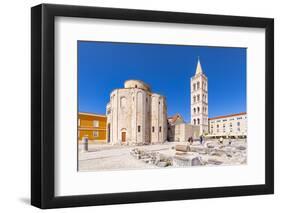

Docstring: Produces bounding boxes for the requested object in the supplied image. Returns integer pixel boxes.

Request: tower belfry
[190,58,208,134]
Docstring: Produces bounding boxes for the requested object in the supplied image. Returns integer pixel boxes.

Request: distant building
[168,114,185,141]
[78,112,107,142]
[168,113,200,142]
[174,123,200,142]
[190,58,209,134]
[208,112,247,138]
[106,80,167,145]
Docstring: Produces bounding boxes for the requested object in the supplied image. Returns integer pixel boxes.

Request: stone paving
[78,139,247,172]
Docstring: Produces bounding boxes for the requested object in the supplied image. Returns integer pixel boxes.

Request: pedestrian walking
[200,135,203,145]
[219,136,223,144]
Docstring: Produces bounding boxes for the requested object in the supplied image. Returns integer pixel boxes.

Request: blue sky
[78,41,246,122]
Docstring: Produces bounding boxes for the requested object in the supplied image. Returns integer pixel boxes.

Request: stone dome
[124,80,151,92]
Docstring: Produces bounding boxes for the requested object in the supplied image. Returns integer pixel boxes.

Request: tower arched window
[197,118,200,125]
[193,119,196,125]
[197,95,200,101]
[193,83,196,91]
[193,96,196,103]
[197,107,200,113]
[197,82,200,89]
[193,108,196,114]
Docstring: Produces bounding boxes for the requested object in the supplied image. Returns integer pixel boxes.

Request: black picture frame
[31,3,274,209]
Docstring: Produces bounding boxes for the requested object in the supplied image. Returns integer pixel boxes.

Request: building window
[237,117,242,120]
[135,85,137,88]
[237,128,240,132]
[193,96,196,103]
[93,120,99,127]
[193,119,196,125]
[159,126,162,132]
[230,123,232,127]
[193,83,196,91]
[197,82,200,89]
[152,126,155,132]
[197,107,200,113]
[197,118,200,125]
[138,125,141,132]
[217,124,219,128]
[237,122,240,126]
[93,131,99,137]
[193,108,196,113]
[197,95,200,101]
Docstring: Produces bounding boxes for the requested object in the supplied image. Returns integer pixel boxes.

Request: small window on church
[197,95,200,101]
[193,108,196,113]
[135,85,137,88]
[197,82,200,89]
[138,125,141,132]
[152,126,155,132]
[197,118,200,125]
[159,126,162,132]
[193,96,196,103]
[197,107,200,113]
[193,84,196,91]
[193,119,196,125]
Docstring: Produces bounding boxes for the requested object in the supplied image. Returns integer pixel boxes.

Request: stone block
[175,144,190,152]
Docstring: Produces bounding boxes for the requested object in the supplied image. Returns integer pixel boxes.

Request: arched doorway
[121,132,126,143]
[120,128,127,144]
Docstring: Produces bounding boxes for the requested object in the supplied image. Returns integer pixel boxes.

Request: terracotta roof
[168,113,183,124]
[209,112,246,120]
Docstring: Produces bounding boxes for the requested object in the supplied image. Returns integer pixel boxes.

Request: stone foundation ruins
[130,140,247,168]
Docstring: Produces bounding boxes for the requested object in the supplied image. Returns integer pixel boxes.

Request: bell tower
[190,58,208,135]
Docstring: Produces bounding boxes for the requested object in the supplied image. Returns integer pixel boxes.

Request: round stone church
[106,80,167,145]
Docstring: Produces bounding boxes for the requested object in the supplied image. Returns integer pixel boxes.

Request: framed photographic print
[31,3,274,209]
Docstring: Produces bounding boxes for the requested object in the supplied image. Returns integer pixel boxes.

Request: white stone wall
[151,94,167,143]
[174,123,200,142]
[106,80,167,145]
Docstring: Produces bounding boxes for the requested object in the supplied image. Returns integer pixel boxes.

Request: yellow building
[78,112,107,143]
